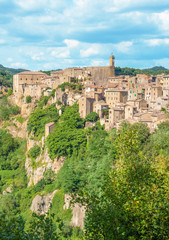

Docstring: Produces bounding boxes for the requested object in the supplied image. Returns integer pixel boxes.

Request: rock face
[63,194,86,229]
[31,190,58,215]
[26,148,65,186]
[6,119,28,139]
[2,184,13,195]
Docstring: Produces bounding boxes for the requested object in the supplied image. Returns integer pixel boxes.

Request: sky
[0,0,169,70]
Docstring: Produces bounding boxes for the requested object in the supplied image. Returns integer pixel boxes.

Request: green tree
[85,112,99,122]
[82,122,169,239]
[7,88,13,96]
[28,144,41,159]
[26,96,32,103]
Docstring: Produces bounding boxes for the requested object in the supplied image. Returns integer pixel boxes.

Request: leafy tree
[47,104,86,159]
[0,215,28,239]
[28,144,41,160]
[26,96,32,103]
[27,103,59,137]
[7,88,13,96]
[82,122,169,239]
[0,97,20,121]
[85,112,99,122]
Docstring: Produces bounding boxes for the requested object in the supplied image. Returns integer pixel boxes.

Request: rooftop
[15,71,48,75]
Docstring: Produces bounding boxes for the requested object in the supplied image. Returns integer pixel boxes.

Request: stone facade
[105,89,128,107]
[45,122,55,138]
[79,96,95,118]
[13,71,48,95]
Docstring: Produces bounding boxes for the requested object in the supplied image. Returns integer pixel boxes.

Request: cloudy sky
[0,0,169,70]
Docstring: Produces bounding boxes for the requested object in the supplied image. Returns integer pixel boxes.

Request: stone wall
[85,66,115,86]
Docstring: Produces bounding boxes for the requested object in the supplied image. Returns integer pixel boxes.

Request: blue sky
[0,0,169,70]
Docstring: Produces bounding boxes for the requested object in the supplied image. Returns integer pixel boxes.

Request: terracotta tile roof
[52,70,64,74]
[15,71,47,75]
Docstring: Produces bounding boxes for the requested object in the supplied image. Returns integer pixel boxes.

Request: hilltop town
[12,55,169,132]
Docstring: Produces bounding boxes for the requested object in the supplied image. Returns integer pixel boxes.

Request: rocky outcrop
[5,118,28,139]
[63,194,86,229]
[2,184,13,195]
[26,147,65,186]
[31,190,58,215]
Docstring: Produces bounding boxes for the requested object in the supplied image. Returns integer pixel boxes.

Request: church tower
[109,55,115,67]
[109,55,115,76]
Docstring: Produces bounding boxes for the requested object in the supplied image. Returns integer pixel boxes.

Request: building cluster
[13,56,169,131]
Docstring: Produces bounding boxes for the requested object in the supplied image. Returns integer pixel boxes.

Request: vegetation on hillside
[0,103,169,239]
[0,69,12,88]
[0,97,20,121]
[0,64,29,75]
[115,66,169,76]
[57,82,82,92]
[27,103,59,138]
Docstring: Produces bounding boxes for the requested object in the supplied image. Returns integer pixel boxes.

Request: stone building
[125,105,137,119]
[154,97,169,111]
[151,85,162,101]
[93,101,109,118]
[163,75,169,88]
[54,88,68,106]
[109,107,125,126]
[45,122,55,138]
[127,99,147,111]
[105,89,128,107]
[13,71,48,94]
[79,96,95,118]
[84,56,115,86]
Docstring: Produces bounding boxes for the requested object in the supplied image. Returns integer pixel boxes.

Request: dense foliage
[28,144,41,160]
[80,122,169,239]
[57,82,82,92]
[0,69,12,87]
[47,104,86,159]
[85,112,99,122]
[0,64,28,75]
[0,97,20,121]
[27,103,59,138]
[26,96,32,103]
[1,100,169,239]
[115,66,169,76]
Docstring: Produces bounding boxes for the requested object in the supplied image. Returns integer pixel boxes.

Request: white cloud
[150,10,169,32]
[145,38,169,46]
[80,46,99,57]
[51,48,70,58]
[11,62,27,68]
[115,41,133,53]
[64,39,80,48]
[31,52,44,61]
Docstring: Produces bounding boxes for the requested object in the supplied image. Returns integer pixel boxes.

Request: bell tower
[109,54,115,76]
[109,54,115,67]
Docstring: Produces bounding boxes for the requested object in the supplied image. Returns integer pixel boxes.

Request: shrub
[27,104,59,137]
[26,95,31,103]
[28,144,41,159]
[7,88,13,96]
[85,112,99,122]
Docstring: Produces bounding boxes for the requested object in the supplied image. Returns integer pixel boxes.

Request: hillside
[0,69,12,88]
[115,66,169,76]
[0,93,169,239]
[143,66,168,71]
[0,64,29,75]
